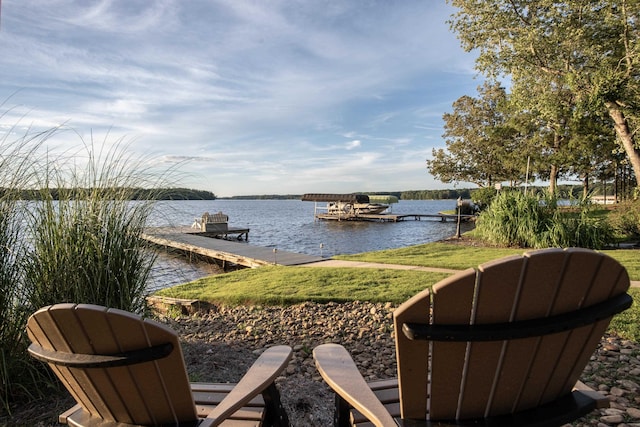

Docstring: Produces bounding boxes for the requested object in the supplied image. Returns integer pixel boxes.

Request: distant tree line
[152,188,217,200]
[228,191,475,200]
[3,187,217,200]
[226,187,610,201]
[398,189,472,200]
[225,194,301,200]
[227,190,475,200]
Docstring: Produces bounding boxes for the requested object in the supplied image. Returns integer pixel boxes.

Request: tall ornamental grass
[24,190,156,315]
[23,138,163,314]
[475,190,552,247]
[475,191,614,249]
[0,122,177,414]
[0,124,57,412]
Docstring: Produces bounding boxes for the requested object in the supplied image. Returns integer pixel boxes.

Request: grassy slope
[335,242,640,279]
[156,266,451,305]
[155,241,640,340]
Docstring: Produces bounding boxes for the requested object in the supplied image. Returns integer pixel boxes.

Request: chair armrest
[313,343,397,427]
[199,345,292,427]
[28,342,173,368]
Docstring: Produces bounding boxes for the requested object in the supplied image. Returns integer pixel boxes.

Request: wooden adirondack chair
[314,248,632,427]
[27,303,292,427]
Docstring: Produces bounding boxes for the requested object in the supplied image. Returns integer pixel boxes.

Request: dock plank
[143,228,324,268]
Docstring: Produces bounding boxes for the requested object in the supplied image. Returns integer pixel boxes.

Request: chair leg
[335,394,352,427]
[261,383,290,427]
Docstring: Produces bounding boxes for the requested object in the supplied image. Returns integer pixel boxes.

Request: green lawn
[334,242,526,270]
[154,241,640,340]
[610,288,640,342]
[155,266,451,305]
[334,242,640,280]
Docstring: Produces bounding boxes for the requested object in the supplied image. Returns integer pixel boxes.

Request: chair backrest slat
[27,304,198,425]
[392,285,431,420]
[491,249,568,413]
[456,254,527,419]
[394,268,478,420]
[428,269,477,420]
[393,248,631,423]
[478,250,557,416]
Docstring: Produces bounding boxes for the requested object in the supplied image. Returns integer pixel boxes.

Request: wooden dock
[314,213,476,222]
[142,227,324,269]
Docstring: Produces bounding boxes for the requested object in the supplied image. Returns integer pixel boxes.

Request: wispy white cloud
[345,140,361,150]
[0,0,479,195]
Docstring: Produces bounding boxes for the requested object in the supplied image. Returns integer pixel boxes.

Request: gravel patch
[170,302,640,427]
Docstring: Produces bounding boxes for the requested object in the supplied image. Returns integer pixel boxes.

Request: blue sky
[0,1,481,196]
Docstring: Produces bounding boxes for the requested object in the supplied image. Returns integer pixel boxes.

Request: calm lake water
[146,199,474,290]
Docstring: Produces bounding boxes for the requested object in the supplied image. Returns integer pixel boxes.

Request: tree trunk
[583,173,589,199]
[606,101,640,186]
[549,164,558,195]
[547,131,561,195]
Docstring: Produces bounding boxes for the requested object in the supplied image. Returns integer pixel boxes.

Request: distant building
[591,195,618,205]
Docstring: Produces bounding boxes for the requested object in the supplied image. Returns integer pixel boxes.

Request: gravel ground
[171,302,640,427]
[6,301,640,426]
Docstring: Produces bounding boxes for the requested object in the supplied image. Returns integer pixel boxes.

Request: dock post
[455,197,462,238]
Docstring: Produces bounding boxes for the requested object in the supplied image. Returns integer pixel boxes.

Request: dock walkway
[143,227,323,269]
[143,228,640,293]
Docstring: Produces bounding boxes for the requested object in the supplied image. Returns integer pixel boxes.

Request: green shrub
[456,200,478,215]
[475,190,549,247]
[607,200,640,239]
[475,191,614,249]
[544,207,614,249]
[24,194,156,314]
[471,186,498,211]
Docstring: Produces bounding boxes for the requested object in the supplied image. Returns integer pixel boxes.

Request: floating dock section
[301,193,475,222]
[143,227,323,270]
[313,213,476,222]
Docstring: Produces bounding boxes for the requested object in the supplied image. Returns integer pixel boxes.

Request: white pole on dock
[524,156,530,195]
